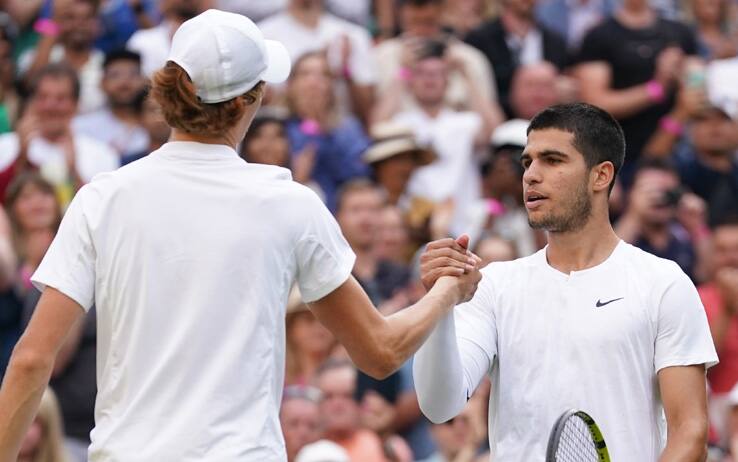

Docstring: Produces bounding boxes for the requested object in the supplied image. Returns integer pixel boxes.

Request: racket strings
[555,416,599,462]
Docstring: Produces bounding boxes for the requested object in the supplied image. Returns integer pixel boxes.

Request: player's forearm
[659,421,708,462]
[0,342,55,460]
[413,312,468,423]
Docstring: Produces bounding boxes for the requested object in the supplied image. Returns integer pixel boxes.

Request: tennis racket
[545,409,611,462]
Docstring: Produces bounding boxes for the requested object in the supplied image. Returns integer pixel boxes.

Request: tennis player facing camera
[415,103,719,461]
[0,10,481,462]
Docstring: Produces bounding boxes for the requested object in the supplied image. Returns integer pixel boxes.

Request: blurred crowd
[0,0,737,461]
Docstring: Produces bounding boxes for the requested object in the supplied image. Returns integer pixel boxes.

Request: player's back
[46,142,343,461]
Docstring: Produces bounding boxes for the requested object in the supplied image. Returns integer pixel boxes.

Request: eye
[547,157,562,164]
[521,158,531,170]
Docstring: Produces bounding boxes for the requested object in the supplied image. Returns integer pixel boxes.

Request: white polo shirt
[414,240,718,461]
[32,141,355,461]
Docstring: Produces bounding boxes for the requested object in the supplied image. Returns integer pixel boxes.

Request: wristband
[659,115,683,136]
[397,67,412,82]
[299,119,321,136]
[341,65,352,80]
[646,80,665,103]
[33,18,60,37]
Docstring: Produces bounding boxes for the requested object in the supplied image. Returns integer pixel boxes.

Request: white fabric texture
[414,241,718,461]
[32,141,355,461]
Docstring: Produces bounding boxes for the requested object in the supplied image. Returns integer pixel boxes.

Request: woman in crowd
[688,0,738,59]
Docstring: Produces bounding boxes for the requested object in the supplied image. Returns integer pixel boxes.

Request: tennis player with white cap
[0,10,480,461]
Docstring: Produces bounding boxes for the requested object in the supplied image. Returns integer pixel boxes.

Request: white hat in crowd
[168,9,291,103]
[295,440,351,462]
[490,118,529,149]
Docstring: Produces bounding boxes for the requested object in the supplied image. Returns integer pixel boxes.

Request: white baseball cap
[168,9,291,104]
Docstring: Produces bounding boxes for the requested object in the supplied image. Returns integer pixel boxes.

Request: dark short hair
[103,49,141,70]
[240,116,287,158]
[335,179,383,213]
[527,103,625,193]
[30,63,81,101]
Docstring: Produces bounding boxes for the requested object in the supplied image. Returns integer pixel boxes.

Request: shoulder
[620,242,689,288]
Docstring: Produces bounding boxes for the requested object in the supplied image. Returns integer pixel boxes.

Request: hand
[291,143,316,185]
[420,235,478,291]
[673,84,708,120]
[400,37,425,69]
[58,128,76,171]
[445,46,468,77]
[654,47,685,88]
[715,268,738,316]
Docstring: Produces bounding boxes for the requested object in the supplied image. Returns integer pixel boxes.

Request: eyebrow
[520,149,569,162]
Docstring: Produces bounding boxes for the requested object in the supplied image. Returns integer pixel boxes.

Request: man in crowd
[281,386,323,462]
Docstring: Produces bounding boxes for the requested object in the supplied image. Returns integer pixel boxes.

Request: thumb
[456,234,470,250]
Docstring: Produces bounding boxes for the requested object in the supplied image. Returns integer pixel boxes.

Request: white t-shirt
[126,22,172,77]
[31,141,355,461]
[0,132,119,185]
[73,108,149,158]
[414,241,718,461]
[392,108,482,236]
[258,12,376,85]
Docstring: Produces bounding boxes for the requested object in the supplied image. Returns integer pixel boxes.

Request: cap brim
[262,40,291,84]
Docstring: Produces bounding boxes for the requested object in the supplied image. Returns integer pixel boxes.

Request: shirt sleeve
[294,188,356,303]
[413,270,497,423]
[31,186,96,311]
[654,264,719,372]
[576,24,611,64]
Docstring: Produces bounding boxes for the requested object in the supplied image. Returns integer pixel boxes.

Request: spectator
[95,0,157,53]
[615,159,707,281]
[418,399,487,462]
[18,387,69,462]
[374,42,497,239]
[240,116,291,168]
[508,62,568,120]
[687,0,738,60]
[536,0,617,52]
[575,0,698,182]
[281,385,323,462]
[335,180,411,306]
[464,0,568,114]
[373,0,500,114]
[120,95,172,166]
[73,49,149,160]
[126,0,210,76]
[0,15,19,132]
[315,359,386,462]
[259,0,376,122]
[699,218,738,444]
[285,287,337,386]
[0,64,119,206]
[363,122,436,207]
[375,205,414,267]
[285,52,370,212]
[19,0,106,114]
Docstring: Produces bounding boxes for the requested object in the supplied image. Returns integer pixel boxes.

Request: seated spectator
[376,205,414,267]
[336,180,411,306]
[315,359,386,462]
[508,62,568,120]
[374,42,497,239]
[17,387,68,462]
[240,116,291,168]
[19,0,106,114]
[259,0,376,122]
[281,385,323,462]
[615,159,707,281]
[373,0,500,114]
[285,52,370,212]
[285,287,337,386]
[687,0,738,60]
[464,0,568,114]
[536,0,616,52]
[0,16,19,132]
[363,122,436,207]
[120,95,172,166]
[73,49,149,160]
[126,0,209,76]
[699,218,738,444]
[575,0,699,182]
[0,64,118,206]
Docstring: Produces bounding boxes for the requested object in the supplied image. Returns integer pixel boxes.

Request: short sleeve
[31,187,96,311]
[294,189,355,303]
[654,266,719,372]
[455,267,499,366]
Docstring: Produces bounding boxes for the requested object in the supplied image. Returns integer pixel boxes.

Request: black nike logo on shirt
[596,297,624,307]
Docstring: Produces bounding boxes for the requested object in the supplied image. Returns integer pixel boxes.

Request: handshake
[419,234,483,305]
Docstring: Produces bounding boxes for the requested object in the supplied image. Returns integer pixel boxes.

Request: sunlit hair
[151,61,264,137]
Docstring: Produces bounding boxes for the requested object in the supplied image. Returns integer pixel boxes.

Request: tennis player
[0,10,480,461]
[414,103,719,461]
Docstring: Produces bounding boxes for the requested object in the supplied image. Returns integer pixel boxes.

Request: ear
[591,161,615,194]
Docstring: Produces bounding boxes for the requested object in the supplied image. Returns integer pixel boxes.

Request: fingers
[422,247,476,270]
[455,233,470,250]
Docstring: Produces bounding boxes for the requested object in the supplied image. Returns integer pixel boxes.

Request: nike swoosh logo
[596,297,624,307]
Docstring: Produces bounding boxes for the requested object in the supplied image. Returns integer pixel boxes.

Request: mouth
[525,191,548,210]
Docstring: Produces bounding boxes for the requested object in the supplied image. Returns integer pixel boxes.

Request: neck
[617,3,655,27]
[171,129,240,150]
[289,3,322,28]
[63,45,91,69]
[420,102,443,118]
[545,212,620,274]
[697,150,734,172]
[501,9,534,37]
[353,247,378,280]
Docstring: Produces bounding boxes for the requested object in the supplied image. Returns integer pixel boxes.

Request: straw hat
[362,122,437,166]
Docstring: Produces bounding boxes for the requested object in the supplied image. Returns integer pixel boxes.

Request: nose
[522,159,542,186]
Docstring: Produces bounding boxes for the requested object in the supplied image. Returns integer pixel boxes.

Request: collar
[155,141,241,161]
